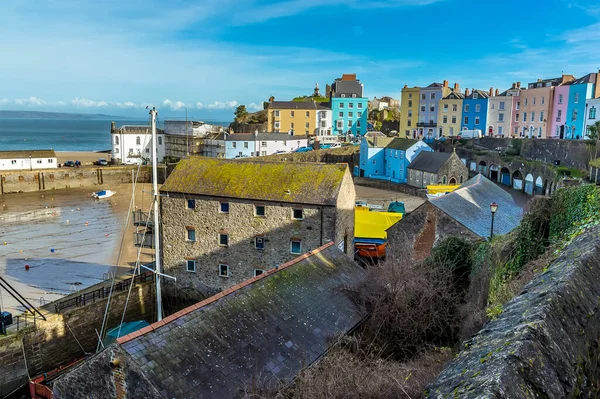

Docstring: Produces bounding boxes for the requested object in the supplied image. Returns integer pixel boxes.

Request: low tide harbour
[0,183,153,314]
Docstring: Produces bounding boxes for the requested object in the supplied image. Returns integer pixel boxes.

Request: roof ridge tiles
[116,241,336,345]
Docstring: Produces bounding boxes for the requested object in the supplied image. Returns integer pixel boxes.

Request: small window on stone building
[442,175,447,184]
[460,175,464,184]
[187,199,195,209]
[255,205,266,217]
[254,269,264,277]
[219,264,230,277]
[220,202,229,213]
[290,240,302,255]
[292,209,303,220]
[255,236,265,250]
[186,260,196,272]
[219,233,229,246]
[186,228,196,242]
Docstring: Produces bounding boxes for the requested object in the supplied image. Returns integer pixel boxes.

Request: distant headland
[0,110,128,120]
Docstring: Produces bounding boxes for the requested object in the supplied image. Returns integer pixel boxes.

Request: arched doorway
[449,177,457,185]
[512,170,523,191]
[500,167,511,186]
[488,126,493,136]
[536,177,544,195]
[478,161,487,175]
[489,164,499,181]
[524,173,534,195]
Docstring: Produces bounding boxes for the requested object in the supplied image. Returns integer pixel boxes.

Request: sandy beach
[55,151,112,165]
[0,183,153,313]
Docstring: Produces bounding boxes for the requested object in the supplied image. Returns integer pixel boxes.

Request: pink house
[550,83,571,139]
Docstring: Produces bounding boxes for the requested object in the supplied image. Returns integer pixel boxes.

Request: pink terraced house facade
[550,83,571,139]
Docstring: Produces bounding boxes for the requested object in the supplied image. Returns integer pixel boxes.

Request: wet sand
[55,151,111,165]
[0,183,153,313]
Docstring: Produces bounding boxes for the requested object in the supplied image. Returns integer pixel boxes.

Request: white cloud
[15,96,47,106]
[0,98,9,105]
[206,100,239,110]
[162,99,187,110]
[248,102,263,111]
[110,101,139,108]
[195,102,204,109]
[71,97,108,107]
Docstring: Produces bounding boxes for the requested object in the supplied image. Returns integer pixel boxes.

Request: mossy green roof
[161,157,348,205]
[385,138,418,150]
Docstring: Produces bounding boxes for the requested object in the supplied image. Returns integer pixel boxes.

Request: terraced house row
[267,74,368,143]
[400,71,600,140]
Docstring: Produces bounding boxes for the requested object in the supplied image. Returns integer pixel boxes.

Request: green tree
[588,121,600,160]
[234,105,249,122]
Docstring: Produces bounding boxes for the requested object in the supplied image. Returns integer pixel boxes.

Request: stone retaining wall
[353,177,426,198]
[427,226,600,398]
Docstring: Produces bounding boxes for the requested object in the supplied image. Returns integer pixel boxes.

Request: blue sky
[0,0,599,121]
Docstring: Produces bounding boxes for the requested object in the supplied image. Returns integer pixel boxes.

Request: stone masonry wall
[353,176,425,197]
[160,194,339,299]
[427,226,600,398]
[0,166,164,195]
[438,152,469,185]
[0,277,155,395]
[335,168,356,254]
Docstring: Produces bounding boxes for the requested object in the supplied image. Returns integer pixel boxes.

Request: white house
[0,150,57,171]
[163,120,221,138]
[111,123,165,164]
[315,108,335,143]
[585,97,600,139]
[224,133,308,158]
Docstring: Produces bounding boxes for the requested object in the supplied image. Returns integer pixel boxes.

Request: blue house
[461,89,490,133]
[357,132,432,183]
[330,74,368,139]
[225,133,255,158]
[565,73,598,139]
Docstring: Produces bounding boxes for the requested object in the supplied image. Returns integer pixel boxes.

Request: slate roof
[0,149,57,159]
[160,157,348,205]
[407,151,451,173]
[429,174,523,238]
[465,89,490,99]
[365,136,394,148]
[425,82,444,88]
[385,138,419,150]
[443,92,465,100]
[268,101,321,110]
[571,73,597,85]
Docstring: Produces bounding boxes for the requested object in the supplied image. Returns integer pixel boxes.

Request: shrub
[549,184,600,242]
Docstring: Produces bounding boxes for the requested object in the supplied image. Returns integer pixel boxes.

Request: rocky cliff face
[427,226,600,398]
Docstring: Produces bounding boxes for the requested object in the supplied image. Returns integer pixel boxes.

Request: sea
[0,119,229,152]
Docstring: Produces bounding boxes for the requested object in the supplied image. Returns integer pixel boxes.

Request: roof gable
[429,174,523,237]
[160,157,348,205]
[268,101,319,110]
[407,151,452,173]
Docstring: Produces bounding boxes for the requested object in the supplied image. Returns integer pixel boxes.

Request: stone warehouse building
[407,150,468,188]
[159,157,355,298]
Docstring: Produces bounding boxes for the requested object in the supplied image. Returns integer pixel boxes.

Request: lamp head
[490,202,498,214]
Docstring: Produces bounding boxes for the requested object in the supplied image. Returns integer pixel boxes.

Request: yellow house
[267,101,325,136]
[399,86,420,138]
[437,90,464,137]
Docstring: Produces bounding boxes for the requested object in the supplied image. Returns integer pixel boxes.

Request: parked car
[295,146,313,153]
[319,144,332,149]
[93,158,109,166]
[274,150,288,154]
[330,143,342,148]
[63,160,75,167]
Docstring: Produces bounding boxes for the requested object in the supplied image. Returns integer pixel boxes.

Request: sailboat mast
[150,107,163,321]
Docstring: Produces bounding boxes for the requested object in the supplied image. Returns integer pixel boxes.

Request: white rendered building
[584,98,600,139]
[225,132,308,158]
[0,149,57,171]
[111,123,165,164]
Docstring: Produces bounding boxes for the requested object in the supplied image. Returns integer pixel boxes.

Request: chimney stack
[516,82,521,89]
[489,87,494,96]
[465,88,470,96]
[454,82,460,92]
[443,80,449,88]
[495,88,500,96]
[512,83,516,89]
[269,96,275,103]
[403,84,408,89]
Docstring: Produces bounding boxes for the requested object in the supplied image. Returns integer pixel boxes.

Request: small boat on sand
[91,190,116,199]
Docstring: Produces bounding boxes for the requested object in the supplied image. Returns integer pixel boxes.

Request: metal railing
[134,231,154,248]
[132,209,153,227]
[53,272,153,313]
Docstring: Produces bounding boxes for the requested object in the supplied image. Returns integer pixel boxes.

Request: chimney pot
[443,80,449,88]
[489,87,494,96]
[465,88,470,96]
[454,82,459,91]
[512,83,516,89]
[516,82,521,89]
[495,88,500,96]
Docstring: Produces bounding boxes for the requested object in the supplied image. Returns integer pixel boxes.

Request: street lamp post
[490,202,498,239]
[29,154,32,171]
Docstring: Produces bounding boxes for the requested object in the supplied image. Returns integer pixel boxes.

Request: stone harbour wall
[426,225,600,398]
[0,335,28,397]
[0,165,168,195]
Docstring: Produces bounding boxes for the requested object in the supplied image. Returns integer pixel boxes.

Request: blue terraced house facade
[461,89,490,133]
[565,73,599,139]
[357,132,432,183]
[330,74,368,139]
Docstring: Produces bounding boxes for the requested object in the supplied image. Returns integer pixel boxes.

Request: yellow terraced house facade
[437,89,464,137]
[267,101,324,136]
[399,86,420,138]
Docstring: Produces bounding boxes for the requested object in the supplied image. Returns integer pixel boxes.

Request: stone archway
[524,173,534,195]
[478,160,487,176]
[500,167,511,186]
[449,177,457,185]
[489,164,499,181]
[536,177,544,195]
[512,170,523,191]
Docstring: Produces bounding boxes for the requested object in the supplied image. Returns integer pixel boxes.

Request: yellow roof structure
[427,185,460,195]
[355,207,403,240]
